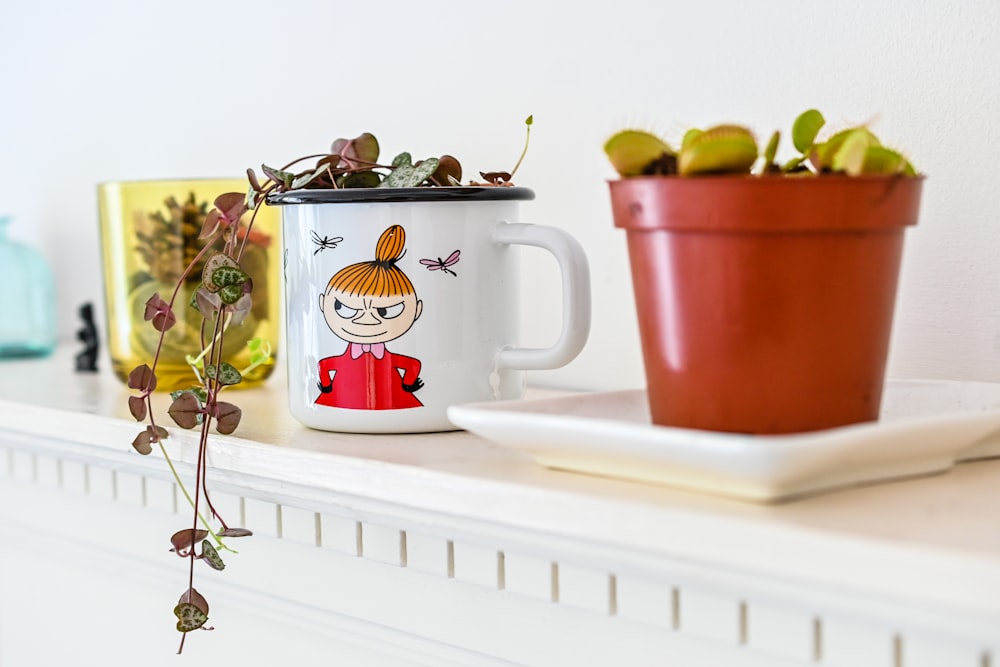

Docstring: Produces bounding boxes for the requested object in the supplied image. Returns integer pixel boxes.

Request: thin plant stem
[155,439,230,550]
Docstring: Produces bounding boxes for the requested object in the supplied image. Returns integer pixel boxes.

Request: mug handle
[492,222,591,370]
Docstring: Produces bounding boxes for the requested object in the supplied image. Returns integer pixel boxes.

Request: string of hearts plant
[125,117,533,654]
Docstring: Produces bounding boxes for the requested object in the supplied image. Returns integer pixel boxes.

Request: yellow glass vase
[98,179,280,391]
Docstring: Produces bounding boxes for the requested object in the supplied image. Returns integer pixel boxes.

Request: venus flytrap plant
[126,121,533,654]
[604,109,918,178]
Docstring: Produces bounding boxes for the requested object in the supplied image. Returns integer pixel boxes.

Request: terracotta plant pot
[609,175,924,434]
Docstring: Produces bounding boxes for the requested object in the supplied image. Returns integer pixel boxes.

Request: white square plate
[447,379,1000,503]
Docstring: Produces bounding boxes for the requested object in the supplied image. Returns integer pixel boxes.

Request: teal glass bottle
[0,216,57,358]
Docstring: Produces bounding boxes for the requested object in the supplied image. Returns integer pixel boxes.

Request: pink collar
[349,342,386,360]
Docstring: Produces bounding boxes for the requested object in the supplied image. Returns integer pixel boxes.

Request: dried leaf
[212,401,242,435]
[168,392,202,429]
[217,527,253,538]
[479,171,512,184]
[127,364,157,392]
[200,540,225,570]
[131,429,153,455]
[171,529,210,555]
[128,395,147,421]
[432,155,462,186]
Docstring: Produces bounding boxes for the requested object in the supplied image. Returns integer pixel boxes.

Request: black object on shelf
[75,302,99,372]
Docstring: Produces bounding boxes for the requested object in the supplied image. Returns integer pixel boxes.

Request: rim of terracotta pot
[267,186,535,206]
[608,175,925,233]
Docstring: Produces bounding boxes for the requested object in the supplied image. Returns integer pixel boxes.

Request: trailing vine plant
[604,109,917,177]
[125,117,533,653]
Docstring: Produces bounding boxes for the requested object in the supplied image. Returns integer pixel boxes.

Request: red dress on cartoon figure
[314,225,426,411]
[316,343,422,410]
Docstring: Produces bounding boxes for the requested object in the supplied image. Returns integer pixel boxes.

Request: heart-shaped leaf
[246,167,262,193]
[217,527,253,538]
[143,293,176,332]
[179,588,209,614]
[338,171,381,188]
[194,287,222,320]
[128,395,147,421]
[246,183,257,210]
[350,132,380,163]
[131,429,153,455]
[261,164,294,188]
[169,389,205,425]
[136,425,168,447]
[171,529,210,555]
[210,265,247,291]
[213,192,246,225]
[380,153,439,188]
[291,165,329,190]
[212,401,242,435]
[331,133,380,167]
[228,293,253,326]
[168,392,202,429]
[205,362,242,387]
[432,155,462,186]
[171,387,207,403]
[200,540,225,571]
[218,283,243,305]
[174,602,209,633]
[202,253,239,292]
[199,209,222,240]
[127,364,157,392]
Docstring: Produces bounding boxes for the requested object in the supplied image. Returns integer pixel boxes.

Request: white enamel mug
[268,187,590,433]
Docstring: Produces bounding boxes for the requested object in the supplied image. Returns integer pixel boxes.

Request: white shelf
[1,347,998,666]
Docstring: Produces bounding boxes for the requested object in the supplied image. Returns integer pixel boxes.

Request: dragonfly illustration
[420,249,461,276]
[311,230,344,254]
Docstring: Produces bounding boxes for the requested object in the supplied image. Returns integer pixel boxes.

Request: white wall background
[1,0,998,391]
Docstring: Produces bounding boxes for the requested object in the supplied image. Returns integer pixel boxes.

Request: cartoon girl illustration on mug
[316,225,424,410]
